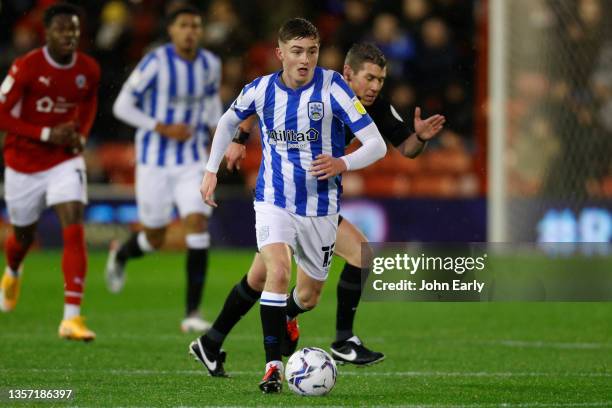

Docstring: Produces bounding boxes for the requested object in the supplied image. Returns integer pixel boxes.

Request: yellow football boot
[0,267,22,312]
[58,316,96,342]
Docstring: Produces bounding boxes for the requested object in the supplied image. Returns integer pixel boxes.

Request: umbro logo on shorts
[258,226,270,242]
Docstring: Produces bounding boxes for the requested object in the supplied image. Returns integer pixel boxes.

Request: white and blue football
[285,347,337,396]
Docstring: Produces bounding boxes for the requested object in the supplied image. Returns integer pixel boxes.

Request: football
[285,347,338,396]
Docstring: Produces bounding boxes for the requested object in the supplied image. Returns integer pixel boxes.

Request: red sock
[5,234,30,272]
[62,224,87,306]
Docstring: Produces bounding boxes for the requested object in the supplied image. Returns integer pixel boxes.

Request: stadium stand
[0,0,482,198]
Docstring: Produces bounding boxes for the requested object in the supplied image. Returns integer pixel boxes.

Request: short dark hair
[166,5,201,26]
[43,3,81,28]
[278,18,319,43]
[345,43,387,72]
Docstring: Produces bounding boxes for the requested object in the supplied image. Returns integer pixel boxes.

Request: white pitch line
[4,331,610,351]
[104,333,387,344]
[232,404,610,408]
[5,332,609,351]
[0,332,382,343]
[289,403,610,408]
[486,340,612,350]
[56,402,612,408]
[1,368,610,378]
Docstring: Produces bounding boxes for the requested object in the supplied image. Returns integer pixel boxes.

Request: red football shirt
[0,46,100,173]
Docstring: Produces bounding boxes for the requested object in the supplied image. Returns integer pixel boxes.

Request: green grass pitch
[0,249,611,407]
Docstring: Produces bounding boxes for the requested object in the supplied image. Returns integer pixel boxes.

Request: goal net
[488,0,612,242]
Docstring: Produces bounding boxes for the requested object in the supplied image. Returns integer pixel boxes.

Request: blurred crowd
[506,0,612,200]
[0,0,477,197]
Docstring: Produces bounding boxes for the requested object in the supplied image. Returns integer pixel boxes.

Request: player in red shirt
[0,4,99,341]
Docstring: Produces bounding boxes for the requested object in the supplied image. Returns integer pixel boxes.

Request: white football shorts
[254,201,339,281]
[136,162,213,228]
[4,156,87,226]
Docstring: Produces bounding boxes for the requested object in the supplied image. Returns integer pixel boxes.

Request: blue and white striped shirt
[121,44,222,166]
[231,67,374,216]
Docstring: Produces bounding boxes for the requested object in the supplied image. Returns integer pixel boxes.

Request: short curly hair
[43,3,81,28]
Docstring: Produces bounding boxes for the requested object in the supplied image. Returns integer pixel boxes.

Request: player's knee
[267,264,291,288]
[301,296,319,311]
[361,242,374,265]
[347,239,371,268]
[247,267,266,291]
[270,270,290,288]
[297,287,322,310]
[248,277,265,292]
[184,213,208,233]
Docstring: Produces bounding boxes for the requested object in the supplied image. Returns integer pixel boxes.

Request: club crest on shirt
[308,101,324,121]
[75,74,86,89]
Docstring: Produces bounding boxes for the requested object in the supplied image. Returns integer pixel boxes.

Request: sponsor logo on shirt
[352,96,367,115]
[36,96,76,113]
[267,128,320,149]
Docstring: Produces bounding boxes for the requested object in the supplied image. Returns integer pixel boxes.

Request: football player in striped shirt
[191,42,445,376]
[105,5,222,333]
[190,18,387,393]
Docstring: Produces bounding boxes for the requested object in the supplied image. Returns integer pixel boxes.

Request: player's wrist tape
[40,127,51,142]
[232,129,250,145]
[416,132,427,144]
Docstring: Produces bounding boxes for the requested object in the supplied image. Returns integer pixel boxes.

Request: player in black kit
[189,43,445,376]
[341,43,441,156]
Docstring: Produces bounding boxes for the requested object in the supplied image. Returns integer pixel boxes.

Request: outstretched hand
[200,171,218,208]
[414,107,445,142]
